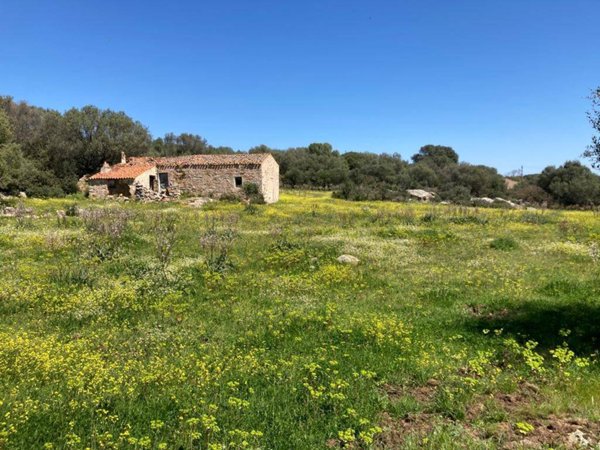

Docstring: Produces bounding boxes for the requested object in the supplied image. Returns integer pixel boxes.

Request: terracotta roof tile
[89,163,155,180]
[129,153,271,167]
[90,153,273,180]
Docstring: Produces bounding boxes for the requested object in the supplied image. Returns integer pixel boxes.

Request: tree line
[1,93,600,206]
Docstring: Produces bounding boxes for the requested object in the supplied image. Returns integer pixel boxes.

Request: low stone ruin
[1,205,34,217]
[133,182,181,202]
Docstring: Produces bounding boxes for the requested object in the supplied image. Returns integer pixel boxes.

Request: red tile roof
[90,154,273,180]
[89,162,155,180]
[129,153,271,167]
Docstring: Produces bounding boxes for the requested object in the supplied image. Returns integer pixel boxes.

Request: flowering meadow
[1,191,600,449]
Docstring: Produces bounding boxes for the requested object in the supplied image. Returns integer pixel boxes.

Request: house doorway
[149,175,157,191]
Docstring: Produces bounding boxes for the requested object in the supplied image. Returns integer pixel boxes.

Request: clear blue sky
[1,0,599,174]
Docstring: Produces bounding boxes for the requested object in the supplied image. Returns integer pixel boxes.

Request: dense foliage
[1,95,599,206]
[584,87,600,168]
[1,193,600,448]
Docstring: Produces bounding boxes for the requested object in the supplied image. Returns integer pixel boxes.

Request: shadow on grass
[466,299,600,354]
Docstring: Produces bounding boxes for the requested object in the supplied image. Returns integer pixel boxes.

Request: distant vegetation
[2,94,600,207]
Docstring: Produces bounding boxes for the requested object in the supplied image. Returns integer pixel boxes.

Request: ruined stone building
[88,153,279,203]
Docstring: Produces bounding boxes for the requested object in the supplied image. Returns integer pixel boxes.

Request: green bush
[490,236,518,251]
[242,182,259,196]
[220,193,242,202]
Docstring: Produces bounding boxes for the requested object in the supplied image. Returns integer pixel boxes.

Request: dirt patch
[375,412,446,449]
[382,379,439,404]
[490,416,600,449]
[376,380,598,449]
[468,382,598,449]
[466,304,509,319]
[493,381,540,413]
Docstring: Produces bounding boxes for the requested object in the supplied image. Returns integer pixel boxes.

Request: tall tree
[0,109,13,145]
[584,87,600,167]
[411,145,459,166]
[537,161,600,206]
[61,106,151,176]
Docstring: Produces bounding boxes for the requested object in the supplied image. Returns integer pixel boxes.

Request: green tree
[61,106,151,176]
[278,143,349,188]
[537,161,600,206]
[584,87,600,168]
[0,109,13,145]
[249,144,273,154]
[153,133,234,156]
[411,145,459,166]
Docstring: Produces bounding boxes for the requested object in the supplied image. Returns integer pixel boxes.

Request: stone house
[88,153,279,203]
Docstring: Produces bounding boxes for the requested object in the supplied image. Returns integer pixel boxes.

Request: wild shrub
[490,236,518,251]
[81,207,132,238]
[14,202,32,229]
[242,182,259,196]
[199,214,238,273]
[368,210,391,225]
[243,183,265,205]
[84,235,121,261]
[244,202,259,215]
[397,210,416,225]
[447,208,488,225]
[448,215,488,225]
[50,263,95,287]
[152,213,178,271]
[65,204,80,217]
[80,208,133,260]
[557,219,583,238]
[420,211,438,223]
[265,235,308,270]
[220,193,242,202]
[520,212,554,225]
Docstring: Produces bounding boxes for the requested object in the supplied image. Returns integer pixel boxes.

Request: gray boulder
[337,254,360,265]
[407,189,436,201]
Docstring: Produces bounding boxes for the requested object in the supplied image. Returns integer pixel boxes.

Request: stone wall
[133,167,157,191]
[158,164,263,199]
[260,155,279,204]
[88,181,110,198]
[88,180,134,198]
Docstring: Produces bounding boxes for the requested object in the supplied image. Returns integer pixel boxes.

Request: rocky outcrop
[406,189,436,201]
[471,197,519,208]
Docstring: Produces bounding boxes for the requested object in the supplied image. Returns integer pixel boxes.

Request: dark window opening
[234,176,243,187]
[149,175,156,191]
[159,173,169,190]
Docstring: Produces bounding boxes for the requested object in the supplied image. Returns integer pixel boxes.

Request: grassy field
[1,191,600,449]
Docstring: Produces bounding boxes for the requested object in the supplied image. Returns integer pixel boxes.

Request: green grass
[1,191,600,449]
